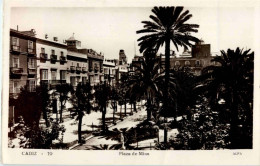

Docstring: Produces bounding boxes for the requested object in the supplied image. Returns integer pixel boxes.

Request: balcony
[94,67,99,73]
[28,68,36,75]
[50,54,58,64]
[11,45,21,54]
[76,67,81,74]
[40,80,49,86]
[27,48,35,56]
[49,80,67,85]
[70,66,76,73]
[40,80,67,89]
[195,64,202,68]
[10,67,23,75]
[40,53,48,60]
[60,56,67,64]
[82,67,87,73]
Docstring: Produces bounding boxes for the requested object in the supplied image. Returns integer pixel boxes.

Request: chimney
[53,37,58,42]
[45,34,48,39]
[17,25,19,31]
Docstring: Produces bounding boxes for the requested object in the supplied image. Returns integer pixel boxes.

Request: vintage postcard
[1,0,260,165]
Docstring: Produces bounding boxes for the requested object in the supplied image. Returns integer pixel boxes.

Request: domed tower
[65,33,81,50]
[119,49,127,65]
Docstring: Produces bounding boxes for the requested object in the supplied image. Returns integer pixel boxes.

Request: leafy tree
[16,117,65,149]
[137,6,199,120]
[200,48,254,149]
[15,84,51,127]
[70,82,93,143]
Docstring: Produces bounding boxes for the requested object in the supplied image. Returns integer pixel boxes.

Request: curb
[69,135,94,150]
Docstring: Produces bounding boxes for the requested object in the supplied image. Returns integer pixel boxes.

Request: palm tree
[70,82,93,143]
[200,47,254,149]
[129,51,174,121]
[110,87,118,124]
[94,82,111,132]
[54,83,73,122]
[137,6,199,119]
[170,67,198,119]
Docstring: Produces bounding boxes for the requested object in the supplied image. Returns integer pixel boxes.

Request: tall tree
[137,6,199,119]
[94,82,111,132]
[54,83,73,122]
[200,47,254,149]
[70,82,93,143]
[129,51,173,121]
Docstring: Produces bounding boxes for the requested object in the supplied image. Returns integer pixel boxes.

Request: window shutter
[9,81,13,93]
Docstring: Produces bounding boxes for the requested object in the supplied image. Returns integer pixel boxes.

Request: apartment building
[66,35,88,86]
[9,28,37,124]
[36,36,68,87]
[116,49,129,83]
[103,59,116,86]
[161,40,216,76]
[87,49,104,86]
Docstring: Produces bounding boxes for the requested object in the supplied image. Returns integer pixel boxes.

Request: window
[13,81,20,93]
[77,63,80,67]
[175,61,180,66]
[196,60,200,66]
[41,48,45,53]
[70,77,76,86]
[28,58,36,68]
[82,77,88,84]
[60,70,66,80]
[94,75,99,83]
[13,57,19,68]
[51,70,57,80]
[61,51,64,57]
[12,37,19,46]
[28,41,33,49]
[185,61,190,66]
[28,80,36,92]
[40,69,48,80]
[51,49,55,55]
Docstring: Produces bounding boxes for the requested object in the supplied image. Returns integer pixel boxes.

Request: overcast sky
[11,7,255,61]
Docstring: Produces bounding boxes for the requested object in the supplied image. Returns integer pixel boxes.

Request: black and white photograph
[2,0,260,165]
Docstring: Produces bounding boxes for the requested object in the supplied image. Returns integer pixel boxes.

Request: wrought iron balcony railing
[40,53,48,60]
[76,67,81,73]
[70,66,76,73]
[82,67,87,73]
[11,45,21,54]
[50,54,58,63]
[10,67,23,75]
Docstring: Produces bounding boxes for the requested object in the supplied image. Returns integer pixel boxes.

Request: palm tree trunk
[163,37,171,144]
[78,111,82,143]
[43,108,49,127]
[102,105,106,131]
[164,37,170,118]
[60,100,63,123]
[147,98,152,121]
[133,102,137,112]
[124,100,127,116]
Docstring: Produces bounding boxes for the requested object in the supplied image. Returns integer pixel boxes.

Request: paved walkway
[72,106,147,150]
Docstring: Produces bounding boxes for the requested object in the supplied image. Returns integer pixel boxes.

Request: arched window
[175,61,180,66]
[185,61,190,66]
